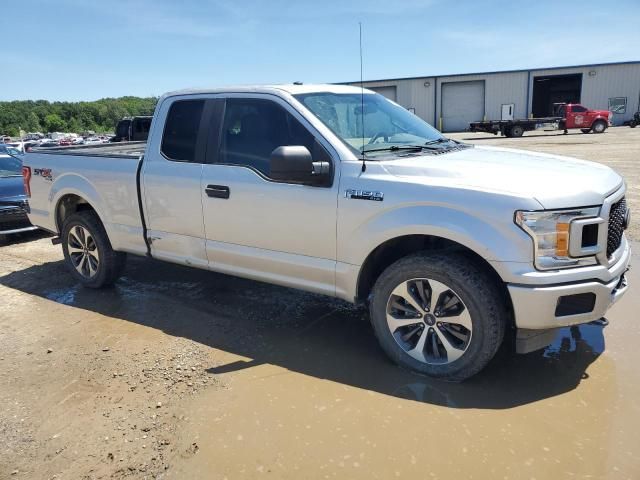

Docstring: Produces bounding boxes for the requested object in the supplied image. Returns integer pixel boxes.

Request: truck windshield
[294,92,446,156]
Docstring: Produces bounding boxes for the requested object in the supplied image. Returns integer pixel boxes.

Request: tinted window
[162,100,205,162]
[116,120,131,138]
[219,99,318,177]
[571,105,587,113]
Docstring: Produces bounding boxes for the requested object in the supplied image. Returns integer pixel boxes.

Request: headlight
[515,207,600,270]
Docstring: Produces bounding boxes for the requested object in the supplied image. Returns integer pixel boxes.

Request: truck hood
[381,145,622,209]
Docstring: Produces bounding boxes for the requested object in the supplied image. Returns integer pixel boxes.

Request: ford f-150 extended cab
[23,85,631,381]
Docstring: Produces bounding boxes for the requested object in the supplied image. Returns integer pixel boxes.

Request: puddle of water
[166,260,640,479]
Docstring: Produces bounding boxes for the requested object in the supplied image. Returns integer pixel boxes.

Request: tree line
[0,96,158,137]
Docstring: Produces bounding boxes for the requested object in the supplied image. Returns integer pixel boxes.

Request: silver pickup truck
[23,84,631,381]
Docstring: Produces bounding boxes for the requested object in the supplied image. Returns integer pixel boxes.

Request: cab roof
[161,83,374,100]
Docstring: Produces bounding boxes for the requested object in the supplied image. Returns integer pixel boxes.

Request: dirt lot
[1,126,639,479]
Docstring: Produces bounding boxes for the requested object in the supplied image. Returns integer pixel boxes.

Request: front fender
[342,205,533,268]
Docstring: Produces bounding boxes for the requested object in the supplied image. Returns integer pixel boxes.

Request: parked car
[8,141,39,153]
[58,138,73,146]
[23,85,631,381]
[0,146,37,237]
[38,139,59,148]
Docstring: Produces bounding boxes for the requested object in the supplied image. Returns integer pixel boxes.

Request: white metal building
[346,61,640,132]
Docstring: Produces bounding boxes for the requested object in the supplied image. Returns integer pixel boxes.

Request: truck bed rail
[32,141,146,159]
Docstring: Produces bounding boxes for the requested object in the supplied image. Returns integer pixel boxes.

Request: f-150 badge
[345,189,384,201]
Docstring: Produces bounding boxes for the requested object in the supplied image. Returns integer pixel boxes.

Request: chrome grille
[607,197,626,257]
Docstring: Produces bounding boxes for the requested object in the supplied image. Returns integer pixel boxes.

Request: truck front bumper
[507,241,631,330]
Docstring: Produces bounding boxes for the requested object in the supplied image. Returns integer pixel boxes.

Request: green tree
[25,112,42,132]
[0,96,158,136]
[44,113,66,132]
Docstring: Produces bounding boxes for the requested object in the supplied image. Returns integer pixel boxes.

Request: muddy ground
[1,126,639,479]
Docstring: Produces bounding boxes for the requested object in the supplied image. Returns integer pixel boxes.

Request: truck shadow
[0,256,606,410]
[0,229,51,246]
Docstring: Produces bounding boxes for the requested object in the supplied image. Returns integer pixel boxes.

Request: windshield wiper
[424,137,456,146]
[362,145,426,154]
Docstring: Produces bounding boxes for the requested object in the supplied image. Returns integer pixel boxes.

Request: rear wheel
[510,125,524,138]
[369,252,507,381]
[592,120,607,134]
[630,120,637,128]
[61,211,126,288]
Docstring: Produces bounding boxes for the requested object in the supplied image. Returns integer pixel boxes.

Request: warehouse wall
[530,64,640,125]
[361,78,436,125]
[436,71,528,129]
[354,62,640,130]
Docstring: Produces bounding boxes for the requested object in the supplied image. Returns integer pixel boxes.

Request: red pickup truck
[470,103,612,137]
[556,103,612,133]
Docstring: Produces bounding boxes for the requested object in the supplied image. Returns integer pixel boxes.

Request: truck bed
[24,145,145,250]
[470,117,562,127]
[469,117,563,137]
[33,141,146,159]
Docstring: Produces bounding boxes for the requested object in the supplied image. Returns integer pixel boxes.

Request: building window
[608,97,627,114]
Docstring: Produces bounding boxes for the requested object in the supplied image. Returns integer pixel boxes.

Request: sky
[2,0,639,101]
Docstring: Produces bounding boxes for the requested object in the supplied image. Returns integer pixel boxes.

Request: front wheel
[62,211,126,288]
[369,253,507,381]
[592,120,607,134]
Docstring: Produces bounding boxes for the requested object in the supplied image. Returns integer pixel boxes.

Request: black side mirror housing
[269,146,329,184]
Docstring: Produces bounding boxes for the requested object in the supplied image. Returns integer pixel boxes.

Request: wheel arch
[357,234,505,298]
[50,174,108,234]
[591,117,608,128]
[55,193,102,234]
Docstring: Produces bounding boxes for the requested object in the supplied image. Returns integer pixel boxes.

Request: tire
[503,128,512,138]
[369,252,507,382]
[581,129,591,134]
[630,120,637,128]
[510,125,524,137]
[591,120,607,134]
[61,211,126,288]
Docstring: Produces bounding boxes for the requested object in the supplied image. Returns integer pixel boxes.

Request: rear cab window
[161,99,206,162]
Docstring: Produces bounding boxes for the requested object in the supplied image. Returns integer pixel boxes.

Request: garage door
[441,81,485,132]
[370,86,397,102]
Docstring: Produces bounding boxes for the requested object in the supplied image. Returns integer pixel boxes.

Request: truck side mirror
[269,146,329,184]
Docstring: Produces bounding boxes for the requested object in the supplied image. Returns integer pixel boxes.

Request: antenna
[359,22,366,173]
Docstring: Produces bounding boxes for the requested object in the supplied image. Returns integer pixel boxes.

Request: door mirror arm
[311,161,330,176]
